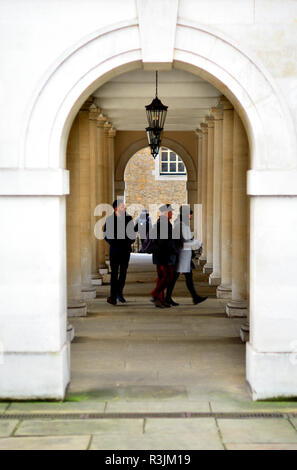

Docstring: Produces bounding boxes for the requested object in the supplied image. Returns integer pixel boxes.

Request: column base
[67,323,75,342]
[67,299,87,317]
[246,342,297,400]
[198,256,207,267]
[226,300,248,318]
[216,284,232,299]
[240,322,250,343]
[0,343,70,400]
[91,274,103,286]
[81,286,97,300]
[203,263,213,275]
[102,273,111,284]
[209,273,221,286]
[99,267,108,275]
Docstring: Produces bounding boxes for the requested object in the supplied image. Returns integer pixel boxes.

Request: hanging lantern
[146,126,162,159]
[145,71,168,158]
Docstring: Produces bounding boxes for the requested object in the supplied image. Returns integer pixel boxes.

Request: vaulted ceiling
[93,67,222,132]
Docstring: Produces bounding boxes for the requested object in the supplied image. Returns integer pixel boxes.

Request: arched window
[159,147,186,175]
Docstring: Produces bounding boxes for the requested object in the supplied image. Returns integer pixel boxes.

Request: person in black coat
[104,199,136,305]
[150,204,178,308]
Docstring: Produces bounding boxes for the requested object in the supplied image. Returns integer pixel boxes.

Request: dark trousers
[110,252,130,300]
[166,270,199,301]
[151,265,175,302]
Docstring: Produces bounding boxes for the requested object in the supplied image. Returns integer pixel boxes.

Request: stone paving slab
[0,404,8,413]
[15,419,143,437]
[225,443,297,450]
[5,401,106,415]
[0,420,19,437]
[105,399,210,413]
[90,431,224,450]
[211,398,297,413]
[144,418,222,449]
[0,435,91,450]
[218,418,297,444]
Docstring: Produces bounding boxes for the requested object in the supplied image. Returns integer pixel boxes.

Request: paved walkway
[1,256,297,450]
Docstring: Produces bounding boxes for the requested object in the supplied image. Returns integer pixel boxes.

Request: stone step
[125,270,209,283]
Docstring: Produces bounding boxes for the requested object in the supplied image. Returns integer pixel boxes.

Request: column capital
[96,113,107,128]
[200,122,208,134]
[210,106,224,120]
[80,97,94,112]
[104,121,112,135]
[205,116,214,128]
[219,96,234,110]
[108,127,117,138]
[195,128,203,139]
[89,103,100,121]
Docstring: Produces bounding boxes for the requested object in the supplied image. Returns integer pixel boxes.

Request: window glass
[161,162,168,172]
[159,147,186,175]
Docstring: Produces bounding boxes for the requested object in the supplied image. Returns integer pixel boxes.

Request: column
[96,113,107,271]
[89,103,99,275]
[195,129,203,244]
[103,122,112,263]
[209,106,223,286]
[226,111,249,316]
[217,97,234,299]
[66,115,87,316]
[199,122,208,266]
[187,180,198,234]
[203,116,214,275]
[78,102,96,301]
[108,127,116,204]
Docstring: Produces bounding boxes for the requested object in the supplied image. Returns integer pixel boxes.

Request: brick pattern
[124,147,187,223]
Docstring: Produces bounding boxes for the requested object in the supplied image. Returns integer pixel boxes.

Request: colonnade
[197,96,249,324]
[66,100,116,316]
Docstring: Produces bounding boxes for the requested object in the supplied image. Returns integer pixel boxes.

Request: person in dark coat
[166,205,208,306]
[150,204,178,308]
[104,199,136,305]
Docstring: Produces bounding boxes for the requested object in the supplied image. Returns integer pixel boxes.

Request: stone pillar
[209,106,223,286]
[78,102,96,301]
[240,193,250,341]
[199,122,208,266]
[89,104,99,275]
[217,97,234,299]
[103,122,112,261]
[226,111,249,317]
[96,113,107,270]
[195,129,203,243]
[108,127,116,204]
[203,116,214,275]
[187,180,197,234]
[66,115,87,316]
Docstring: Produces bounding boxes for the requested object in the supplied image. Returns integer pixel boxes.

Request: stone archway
[3,19,297,400]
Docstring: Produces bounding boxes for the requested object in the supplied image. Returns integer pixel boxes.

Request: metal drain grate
[0,412,296,420]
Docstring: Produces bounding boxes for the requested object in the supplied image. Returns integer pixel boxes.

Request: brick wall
[124,147,187,224]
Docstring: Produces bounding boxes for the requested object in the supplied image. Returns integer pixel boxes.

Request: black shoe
[193,296,208,305]
[117,294,126,303]
[107,297,117,305]
[166,298,179,306]
[162,301,171,308]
